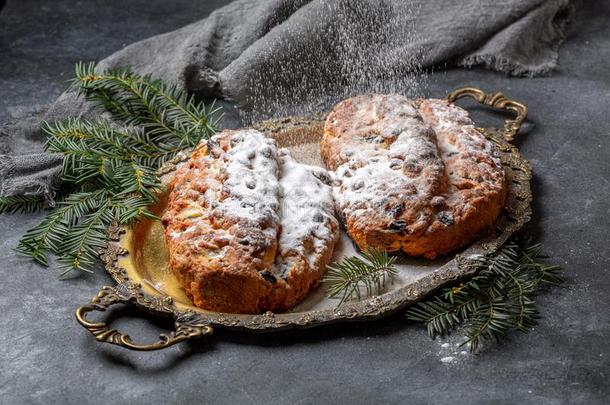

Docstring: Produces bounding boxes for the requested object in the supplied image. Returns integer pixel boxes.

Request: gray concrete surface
[0,1,608,404]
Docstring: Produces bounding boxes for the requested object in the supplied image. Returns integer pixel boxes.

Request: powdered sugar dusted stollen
[322,95,505,259]
[162,129,339,313]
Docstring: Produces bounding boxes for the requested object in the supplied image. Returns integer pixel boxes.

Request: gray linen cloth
[0,0,572,201]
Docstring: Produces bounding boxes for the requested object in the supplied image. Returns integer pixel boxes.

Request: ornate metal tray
[76,87,531,351]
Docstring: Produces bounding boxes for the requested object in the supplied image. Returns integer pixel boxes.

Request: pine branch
[0,195,45,214]
[465,296,515,352]
[71,62,222,147]
[57,202,110,276]
[43,118,158,157]
[14,190,108,266]
[406,239,564,352]
[324,248,398,305]
[3,63,222,276]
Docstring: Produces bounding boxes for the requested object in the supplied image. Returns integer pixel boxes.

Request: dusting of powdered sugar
[328,95,444,231]
[435,334,471,366]
[275,149,339,273]
[212,130,281,231]
[418,99,504,188]
[421,99,500,161]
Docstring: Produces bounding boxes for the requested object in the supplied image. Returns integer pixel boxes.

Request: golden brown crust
[322,94,505,259]
[163,129,339,314]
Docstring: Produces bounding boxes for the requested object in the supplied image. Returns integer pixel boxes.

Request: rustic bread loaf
[163,129,339,313]
[321,94,506,259]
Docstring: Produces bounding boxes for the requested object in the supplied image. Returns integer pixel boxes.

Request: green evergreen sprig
[406,239,564,352]
[1,62,221,276]
[73,62,220,147]
[324,248,398,305]
[0,195,45,214]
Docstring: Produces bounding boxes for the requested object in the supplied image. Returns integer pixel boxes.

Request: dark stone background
[0,1,608,404]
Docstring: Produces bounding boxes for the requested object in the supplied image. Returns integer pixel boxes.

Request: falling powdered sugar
[244,1,428,122]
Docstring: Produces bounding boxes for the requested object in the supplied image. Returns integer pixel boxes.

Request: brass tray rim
[75,87,532,351]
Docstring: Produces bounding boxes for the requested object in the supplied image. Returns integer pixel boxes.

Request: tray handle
[446,87,528,142]
[75,285,213,351]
